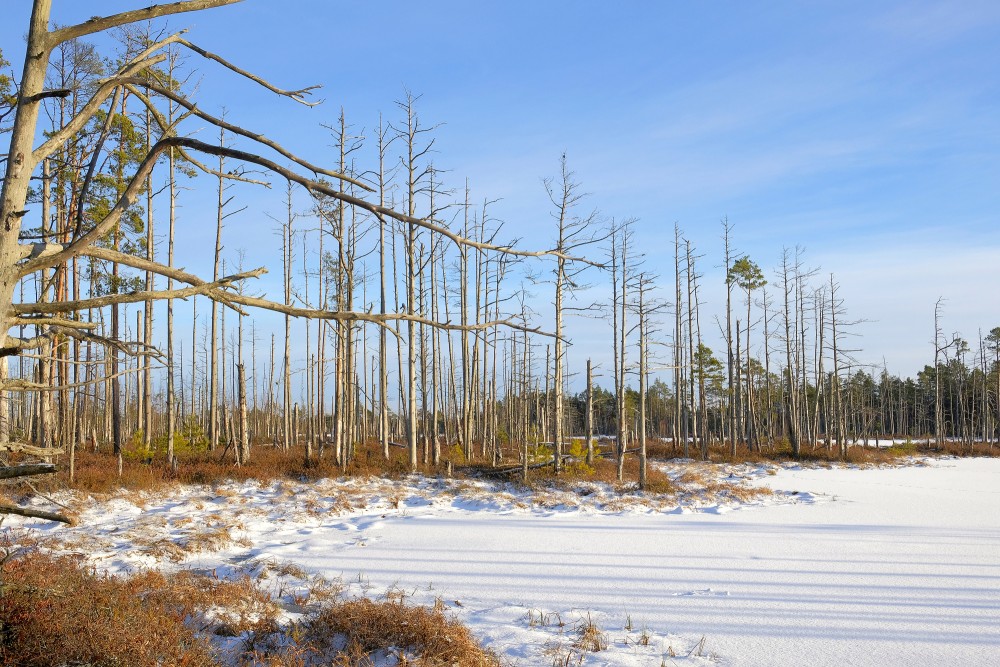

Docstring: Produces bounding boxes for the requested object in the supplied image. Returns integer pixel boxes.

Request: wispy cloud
[869,0,1000,43]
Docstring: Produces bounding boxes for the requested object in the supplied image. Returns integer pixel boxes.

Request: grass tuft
[296,598,502,666]
[574,614,608,652]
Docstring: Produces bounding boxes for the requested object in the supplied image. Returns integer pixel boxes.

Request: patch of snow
[5,457,999,666]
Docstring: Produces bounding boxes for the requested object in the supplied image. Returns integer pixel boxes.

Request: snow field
[7,457,999,666]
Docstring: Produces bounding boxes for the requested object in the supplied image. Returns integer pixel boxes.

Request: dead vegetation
[134,521,246,562]
[536,612,611,666]
[298,598,502,667]
[0,545,501,667]
[2,433,987,531]
[0,549,217,667]
[575,614,609,653]
[4,432,992,505]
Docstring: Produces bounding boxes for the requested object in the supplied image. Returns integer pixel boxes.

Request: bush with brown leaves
[0,549,500,667]
[0,551,217,667]
[297,598,502,667]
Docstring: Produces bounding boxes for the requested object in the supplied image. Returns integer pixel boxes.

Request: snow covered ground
[7,457,1000,666]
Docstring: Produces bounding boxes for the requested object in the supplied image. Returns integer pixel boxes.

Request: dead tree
[722,219,738,455]
[609,219,637,481]
[779,248,802,455]
[2,2,580,512]
[674,224,685,456]
[636,273,654,488]
[542,155,601,473]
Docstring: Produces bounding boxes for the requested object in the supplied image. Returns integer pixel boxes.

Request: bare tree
[778,248,802,455]
[673,224,685,456]
[543,155,600,472]
[609,219,637,480]
[395,93,434,470]
[1,1,570,520]
[932,297,960,450]
[721,219,737,455]
[635,272,663,489]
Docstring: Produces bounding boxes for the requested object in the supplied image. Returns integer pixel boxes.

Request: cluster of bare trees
[581,235,1000,457]
[2,2,997,525]
[0,2,560,481]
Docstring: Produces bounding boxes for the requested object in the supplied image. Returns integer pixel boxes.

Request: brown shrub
[298,598,502,667]
[15,431,994,502]
[37,442,452,497]
[0,551,217,667]
[0,549,501,667]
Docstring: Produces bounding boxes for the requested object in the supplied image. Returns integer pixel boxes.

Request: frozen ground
[6,457,1000,666]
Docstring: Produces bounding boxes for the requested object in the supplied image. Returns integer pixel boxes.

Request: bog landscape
[1,2,998,666]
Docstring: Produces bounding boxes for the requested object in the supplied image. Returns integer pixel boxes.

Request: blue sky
[3,0,1000,387]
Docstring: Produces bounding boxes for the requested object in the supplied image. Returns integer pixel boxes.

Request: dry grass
[137,525,243,562]
[666,464,773,504]
[10,432,994,501]
[712,482,773,503]
[291,598,503,667]
[141,569,282,638]
[524,455,678,494]
[55,445,350,494]
[574,614,608,652]
[0,546,502,667]
[541,614,609,667]
[0,550,217,667]
[16,442,456,498]
[674,468,710,487]
[5,433,992,526]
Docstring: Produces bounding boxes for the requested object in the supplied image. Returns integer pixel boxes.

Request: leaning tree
[0,0,566,521]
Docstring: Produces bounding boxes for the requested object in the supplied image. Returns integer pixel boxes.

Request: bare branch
[5,365,151,393]
[124,85,270,186]
[76,245,247,313]
[175,37,320,106]
[72,84,125,238]
[15,267,265,314]
[173,138,583,260]
[12,316,97,330]
[0,503,73,525]
[222,289,550,337]
[47,327,161,359]
[1,327,156,360]
[22,88,71,103]
[0,333,53,356]
[81,245,218,286]
[47,0,243,47]
[22,135,581,277]
[18,241,65,262]
[0,463,57,480]
[124,78,369,189]
[0,443,64,457]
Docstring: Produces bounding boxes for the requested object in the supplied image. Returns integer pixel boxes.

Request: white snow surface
[7,457,1000,666]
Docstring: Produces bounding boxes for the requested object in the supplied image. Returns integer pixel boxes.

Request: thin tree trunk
[638,279,648,489]
[283,183,293,451]
[586,357,594,465]
[237,363,249,464]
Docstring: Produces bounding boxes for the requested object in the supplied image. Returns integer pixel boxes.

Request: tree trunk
[586,358,594,465]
